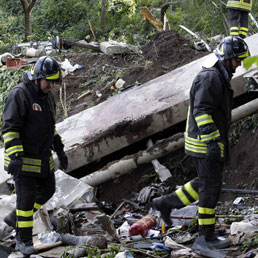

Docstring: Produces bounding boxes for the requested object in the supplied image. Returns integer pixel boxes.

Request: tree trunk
[20,0,37,41]
[101,0,107,34]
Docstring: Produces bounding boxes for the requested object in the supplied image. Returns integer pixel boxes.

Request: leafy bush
[0,68,27,129]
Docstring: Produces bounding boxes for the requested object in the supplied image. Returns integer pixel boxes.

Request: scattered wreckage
[0,33,258,257]
[2,170,258,257]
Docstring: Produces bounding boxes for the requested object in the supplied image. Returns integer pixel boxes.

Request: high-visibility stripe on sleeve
[5,145,24,155]
[2,132,20,144]
[199,129,220,142]
[195,114,213,127]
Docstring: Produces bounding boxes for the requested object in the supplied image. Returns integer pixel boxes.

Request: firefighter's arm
[53,129,68,170]
[2,89,26,175]
[192,74,222,143]
[2,89,26,158]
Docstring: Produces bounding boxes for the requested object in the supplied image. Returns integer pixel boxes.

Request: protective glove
[57,151,68,170]
[206,141,221,164]
[8,156,23,176]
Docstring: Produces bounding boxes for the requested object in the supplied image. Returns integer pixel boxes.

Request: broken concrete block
[100,40,139,55]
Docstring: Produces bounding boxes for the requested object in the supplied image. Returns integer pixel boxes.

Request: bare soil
[53,30,258,257]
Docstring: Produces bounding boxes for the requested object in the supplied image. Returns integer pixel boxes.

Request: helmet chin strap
[229,59,236,74]
[224,59,235,75]
[35,79,45,96]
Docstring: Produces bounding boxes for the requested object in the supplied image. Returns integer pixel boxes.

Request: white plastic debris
[61,59,84,73]
[116,221,130,238]
[115,250,134,258]
[147,139,172,182]
[230,221,258,235]
[45,170,94,210]
[147,229,160,238]
[231,215,258,235]
[115,79,125,89]
[233,197,244,205]
[0,52,14,66]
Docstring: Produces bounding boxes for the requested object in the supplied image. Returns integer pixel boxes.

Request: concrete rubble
[1,169,258,257]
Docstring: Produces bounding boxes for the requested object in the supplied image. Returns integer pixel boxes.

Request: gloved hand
[206,141,221,164]
[57,151,68,170]
[8,156,23,176]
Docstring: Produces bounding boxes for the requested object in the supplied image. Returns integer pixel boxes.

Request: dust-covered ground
[53,30,258,257]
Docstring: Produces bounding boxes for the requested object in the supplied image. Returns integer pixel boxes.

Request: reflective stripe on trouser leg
[239,11,248,38]
[229,9,241,36]
[192,157,224,237]
[175,177,199,206]
[15,176,37,242]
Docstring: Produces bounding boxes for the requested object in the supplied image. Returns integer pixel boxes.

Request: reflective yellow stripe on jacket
[2,131,24,156]
[4,154,55,174]
[227,0,252,11]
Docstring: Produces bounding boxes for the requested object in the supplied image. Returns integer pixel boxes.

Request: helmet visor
[45,70,61,81]
[236,49,250,61]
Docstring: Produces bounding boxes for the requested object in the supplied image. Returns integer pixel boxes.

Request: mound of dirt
[54,30,208,121]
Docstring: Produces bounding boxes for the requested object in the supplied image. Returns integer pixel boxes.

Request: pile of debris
[1,167,258,258]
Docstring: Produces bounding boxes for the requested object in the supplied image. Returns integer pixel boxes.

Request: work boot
[192,235,226,258]
[15,239,37,256]
[4,209,16,228]
[151,193,177,226]
[206,235,230,249]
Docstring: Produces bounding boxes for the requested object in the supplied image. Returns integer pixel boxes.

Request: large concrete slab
[56,34,258,172]
[0,34,257,180]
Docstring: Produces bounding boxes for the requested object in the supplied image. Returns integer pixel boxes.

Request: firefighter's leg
[192,158,229,252]
[152,177,199,226]
[239,11,249,38]
[229,9,241,36]
[33,172,56,213]
[15,175,37,255]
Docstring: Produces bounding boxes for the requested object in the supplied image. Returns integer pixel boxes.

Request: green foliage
[0,13,24,53]
[0,0,257,51]
[170,0,227,39]
[241,233,258,251]
[32,0,92,40]
[0,68,27,129]
[229,114,258,146]
[243,56,258,70]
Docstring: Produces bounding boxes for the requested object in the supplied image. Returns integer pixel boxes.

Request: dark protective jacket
[185,56,233,162]
[2,72,64,177]
[227,0,252,12]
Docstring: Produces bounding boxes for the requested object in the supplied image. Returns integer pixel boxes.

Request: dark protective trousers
[14,173,55,242]
[169,157,224,238]
[193,157,224,238]
[229,8,249,38]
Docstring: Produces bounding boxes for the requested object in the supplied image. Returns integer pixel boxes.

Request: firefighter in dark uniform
[227,0,252,38]
[2,56,68,256]
[152,36,250,257]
